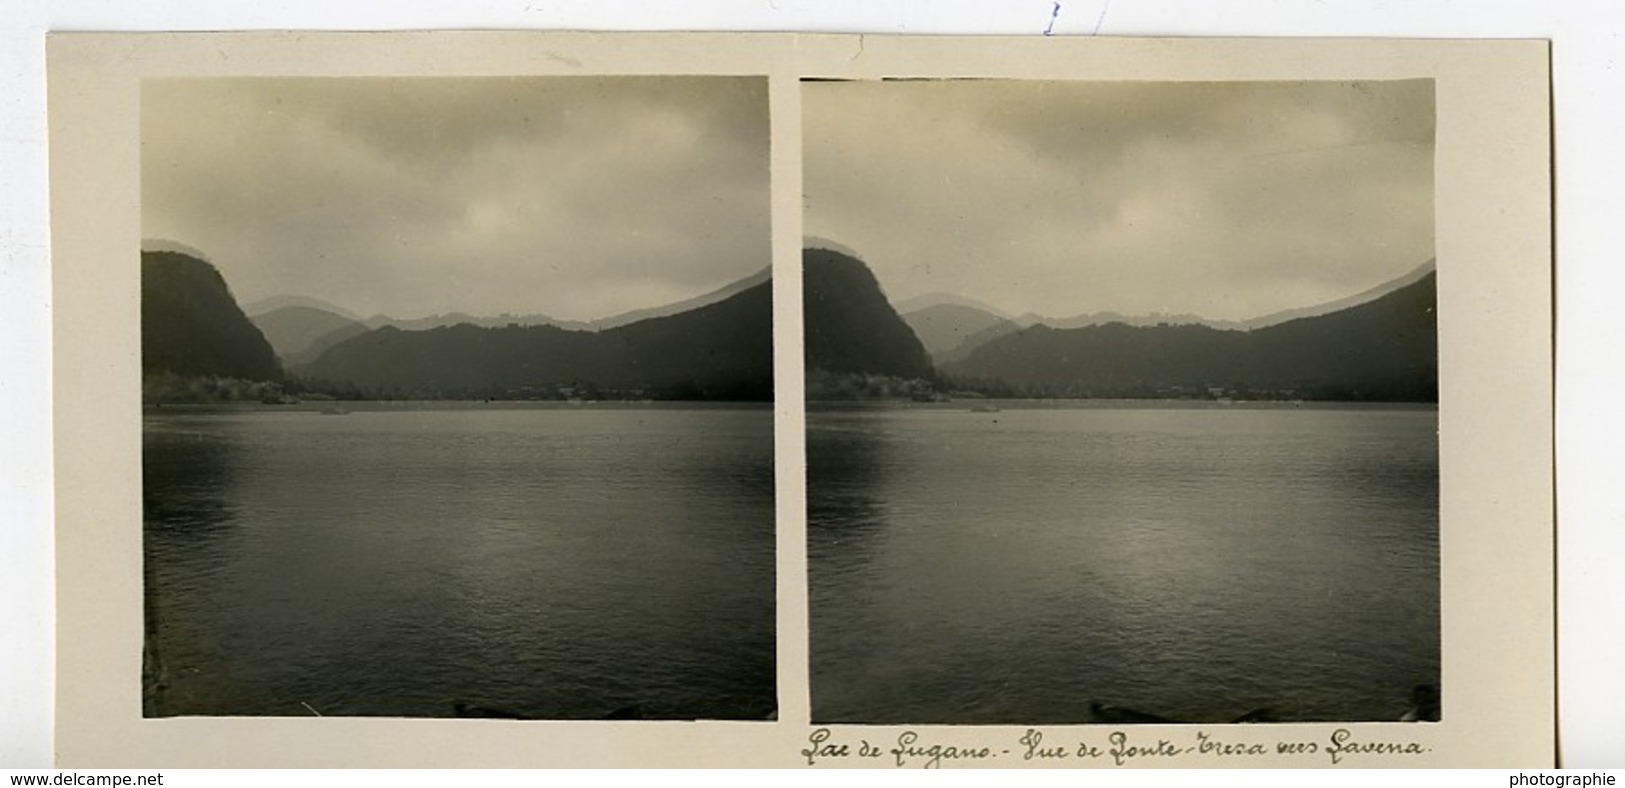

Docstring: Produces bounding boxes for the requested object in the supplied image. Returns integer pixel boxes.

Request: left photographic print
[139,77,776,721]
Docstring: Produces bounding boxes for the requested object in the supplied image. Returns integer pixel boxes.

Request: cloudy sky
[143,77,768,321]
[804,79,1434,321]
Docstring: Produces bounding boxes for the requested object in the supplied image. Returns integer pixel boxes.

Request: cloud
[803,79,1434,321]
[143,76,769,320]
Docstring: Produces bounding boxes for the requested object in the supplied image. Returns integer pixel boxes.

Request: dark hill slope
[949,322,1246,393]
[1246,271,1436,399]
[803,247,933,380]
[142,250,282,382]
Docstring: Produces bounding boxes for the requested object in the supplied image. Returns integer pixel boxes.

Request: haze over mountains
[898,259,1437,368]
[244,268,772,368]
[900,304,1016,364]
[248,305,370,367]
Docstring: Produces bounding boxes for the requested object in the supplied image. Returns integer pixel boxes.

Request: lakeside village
[144,368,1320,407]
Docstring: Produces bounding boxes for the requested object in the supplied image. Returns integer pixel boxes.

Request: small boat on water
[1400,684,1440,722]
[319,406,351,416]
[969,404,1001,413]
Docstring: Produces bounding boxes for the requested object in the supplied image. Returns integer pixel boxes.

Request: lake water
[807,402,1439,724]
[143,404,776,720]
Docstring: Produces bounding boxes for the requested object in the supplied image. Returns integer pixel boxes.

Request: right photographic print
[802,78,1439,726]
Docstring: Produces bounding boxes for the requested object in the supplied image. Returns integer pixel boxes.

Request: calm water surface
[808,402,1438,724]
[144,405,775,720]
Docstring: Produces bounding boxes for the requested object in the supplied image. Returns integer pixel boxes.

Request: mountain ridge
[1242,258,1436,330]
[298,273,774,401]
[893,292,1015,320]
[892,258,1436,367]
[946,272,1437,401]
[251,266,773,337]
[896,259,1436,335]
[243,294,363,322]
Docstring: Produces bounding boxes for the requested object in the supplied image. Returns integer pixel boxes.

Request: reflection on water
[144,406,776,720]
[808,403,1439,724]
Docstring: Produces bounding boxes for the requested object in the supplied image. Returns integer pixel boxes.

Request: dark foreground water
[144,404,775,720]
[808,402,1439,724]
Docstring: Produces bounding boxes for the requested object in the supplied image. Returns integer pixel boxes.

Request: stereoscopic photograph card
[49,31,1552,768]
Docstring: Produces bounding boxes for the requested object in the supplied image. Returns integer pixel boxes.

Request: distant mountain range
[1016,310,1247,332]
[897,259,1437,368]
[143,240,1434,404]
[241,294,363,322]
[815,248,1437,402]
[245,268,771,368]
[945,270,1436,400]
[145,245,772,401]
[298,275,772,400]
[896,292,1246,346]
[893,292,1013,320]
